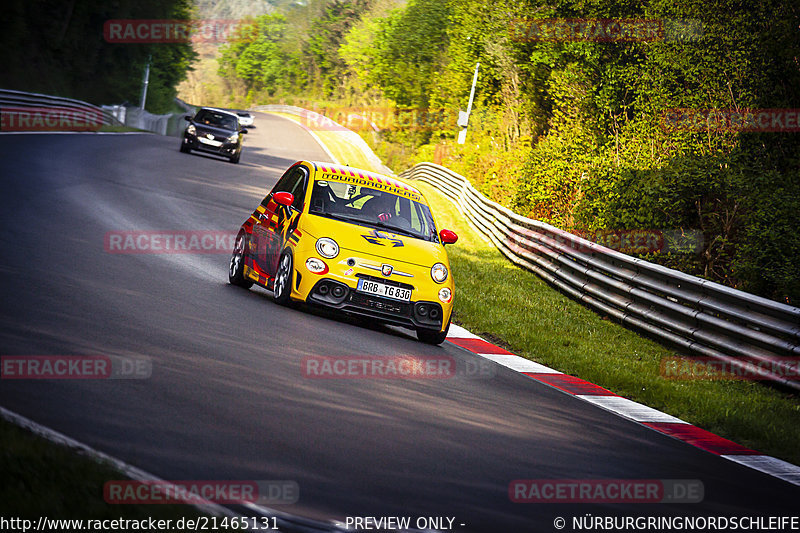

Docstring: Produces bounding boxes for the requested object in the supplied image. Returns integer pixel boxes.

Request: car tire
[179,142,190,153]
[417,319,450,345]
[229,151,240,164]
[228,232,253,289]
[273,250,293,305]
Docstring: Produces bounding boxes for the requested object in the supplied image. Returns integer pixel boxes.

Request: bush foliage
[219,0,800,303]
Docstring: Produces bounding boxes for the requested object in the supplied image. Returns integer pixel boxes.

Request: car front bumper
[183,134,240,156]
[289,248,453,333]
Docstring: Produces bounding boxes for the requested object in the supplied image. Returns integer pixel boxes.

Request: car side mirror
[440,229,458,245]
[273,192,294,207]
[240,128,248,134]
[184,115,193,122]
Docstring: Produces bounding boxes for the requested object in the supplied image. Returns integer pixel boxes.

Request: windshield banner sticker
[362,229,404,247]
[319,170,421,202]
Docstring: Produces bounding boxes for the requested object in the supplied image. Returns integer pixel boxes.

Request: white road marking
[481,354,561,374]
[576,395,688,424]
[721,455,800,486]
[446,324,482,339]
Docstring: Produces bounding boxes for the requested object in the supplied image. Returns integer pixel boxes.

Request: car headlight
[431,263,448,283]
[187,124,196,135]
[316,237,339,259]
[227,133,239,143]
[305,257,328,274]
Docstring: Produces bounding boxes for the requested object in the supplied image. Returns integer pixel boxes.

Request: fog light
[318,284,330,295]
[306,257,328,274]
[331,285,345,298]
[438,287,452,303]
[430,308,440,320]
[418,305,429,317]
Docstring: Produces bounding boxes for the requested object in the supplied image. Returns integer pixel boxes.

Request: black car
[180,108,246,164]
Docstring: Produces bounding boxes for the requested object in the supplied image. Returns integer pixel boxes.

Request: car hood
[192,123,236,137]
[301,213,448,268]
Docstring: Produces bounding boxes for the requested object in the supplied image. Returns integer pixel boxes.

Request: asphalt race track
[1,113,798,531]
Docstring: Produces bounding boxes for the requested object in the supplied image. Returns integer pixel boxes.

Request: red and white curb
[445,323,800,487]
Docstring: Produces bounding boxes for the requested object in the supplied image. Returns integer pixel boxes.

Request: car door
[251,165,309,280]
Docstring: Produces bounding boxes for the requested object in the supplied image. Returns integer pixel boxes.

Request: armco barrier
[400,162,800,390]
[0,88,121,128]
[1,89,193,136]
[103,98,195,137]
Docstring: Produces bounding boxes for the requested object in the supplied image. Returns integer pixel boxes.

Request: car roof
[199,107,239,119]
[305,161,422,197]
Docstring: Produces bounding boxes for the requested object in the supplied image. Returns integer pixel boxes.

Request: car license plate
[357,279,411,302]
[199,137,222,147]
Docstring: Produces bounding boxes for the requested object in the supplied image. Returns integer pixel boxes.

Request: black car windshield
[194,109,238,130]
[309,180,439,242]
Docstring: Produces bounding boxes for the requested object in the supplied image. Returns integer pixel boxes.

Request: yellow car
[228,161,458,344]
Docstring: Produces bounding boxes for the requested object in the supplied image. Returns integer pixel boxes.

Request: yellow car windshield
[309,180,439,242]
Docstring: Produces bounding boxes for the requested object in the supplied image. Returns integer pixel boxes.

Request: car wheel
[179,141,190,153]
[228,232,253,288]
[229,151,240,164]
[273,251,293,305]
[417,319,450,345]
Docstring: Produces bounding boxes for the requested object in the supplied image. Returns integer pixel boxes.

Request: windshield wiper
[312,211,422,239]
[370,220,419,239]
[312,211,362,224]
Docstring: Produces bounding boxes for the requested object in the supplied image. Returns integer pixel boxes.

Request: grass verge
[0,417,206,521]
[417,181,800,466]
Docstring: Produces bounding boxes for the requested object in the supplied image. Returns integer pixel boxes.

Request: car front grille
[349,292,411,316]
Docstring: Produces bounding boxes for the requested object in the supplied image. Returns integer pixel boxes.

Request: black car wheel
[229,151,240,164]
[417,319,450,345]
[228,232,253,288]
[179,141,190,153]
[273,251,293,305]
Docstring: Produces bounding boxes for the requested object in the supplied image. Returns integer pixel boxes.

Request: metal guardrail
[400,162,800,390]
[103,98,194,137]
[0,89,192,136]
[0,88,122,128]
